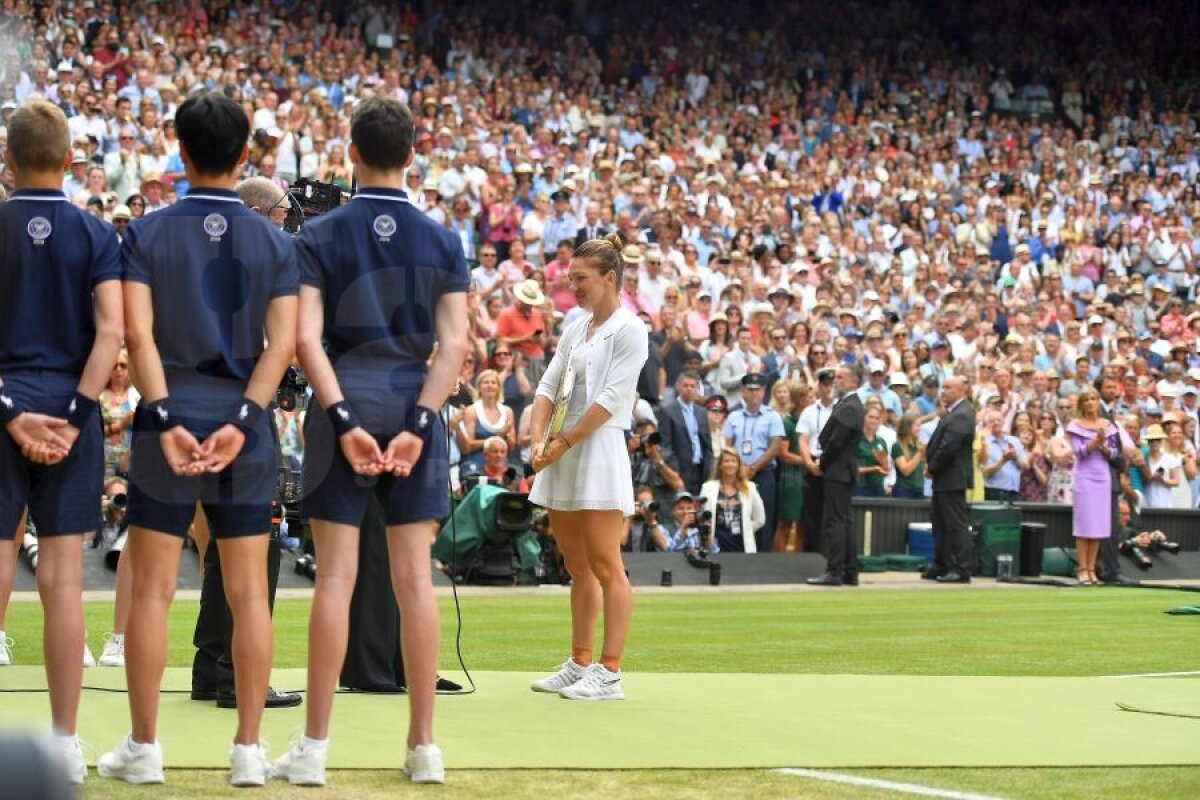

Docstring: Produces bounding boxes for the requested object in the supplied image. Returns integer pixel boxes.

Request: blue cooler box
[907,522,934,561]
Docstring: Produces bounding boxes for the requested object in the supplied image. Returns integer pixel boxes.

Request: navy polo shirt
[121,187,299,384]
[0,189,122,376]
[296,187,469,380]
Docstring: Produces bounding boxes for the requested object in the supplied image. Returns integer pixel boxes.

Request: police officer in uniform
[271,97,469,787]
[98,92,299,787]
[721,373,784,552]
[0,99,125,784]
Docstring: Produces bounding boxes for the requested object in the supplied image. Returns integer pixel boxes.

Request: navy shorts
[0,373,103,539]
[301,389,450,528]
[126,388,278,540]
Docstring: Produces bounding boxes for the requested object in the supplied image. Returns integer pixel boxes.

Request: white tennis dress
[529,309,647,516]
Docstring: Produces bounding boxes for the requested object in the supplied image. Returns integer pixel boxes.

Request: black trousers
[802,474,825,554]
[340,497,407,691]
[680,461,705,497]
[931,490,972,575]
[1095,490,1122,581]
[752,467,777,553]
[984,488,1019,503]
[820,478,856,577]
[191,530,282,695]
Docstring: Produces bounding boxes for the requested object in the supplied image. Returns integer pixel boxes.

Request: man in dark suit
[1095,375,1137,585]
[807,365,865,586]
[574,203,609,247]
[657,371,713,495]
[924,376,976,583]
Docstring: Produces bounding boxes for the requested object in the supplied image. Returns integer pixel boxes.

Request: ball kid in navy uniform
[0,99,125,785]
[272,96,469,787]
[97,93,299,787]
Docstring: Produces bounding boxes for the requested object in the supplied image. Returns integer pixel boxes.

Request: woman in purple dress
[1066,388,1128,585]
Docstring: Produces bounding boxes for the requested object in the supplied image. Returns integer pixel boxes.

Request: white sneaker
[558,663,624,701]
[55,735,88,785]
[403,743,444,784]
[230,742,272,787]
[530,657,587,693]
[271,736,327,786]
[0,634,12,666]
[82,643,96,669]
[97,735,164,784]
[98,633,125,667]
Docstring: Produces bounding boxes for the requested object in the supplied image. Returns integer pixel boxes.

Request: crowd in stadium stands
[3,0,1200,556]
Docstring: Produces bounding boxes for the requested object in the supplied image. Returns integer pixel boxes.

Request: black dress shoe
[217,686,303,709]
[936,570,971,584]
[843,575,859,586]
[436,676,464,692]
[190,688,217,702]
[920,569,941,581]
[806,573,843,586]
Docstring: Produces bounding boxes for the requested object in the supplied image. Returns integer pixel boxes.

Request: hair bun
[602,232,623,250]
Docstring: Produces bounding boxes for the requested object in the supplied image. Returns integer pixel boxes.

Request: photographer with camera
[663,492,714,552]
[480,436,530,492]
[628,420,685,512]
[625,486,669,552]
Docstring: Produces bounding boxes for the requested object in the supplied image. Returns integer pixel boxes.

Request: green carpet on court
[0,667,1196,769]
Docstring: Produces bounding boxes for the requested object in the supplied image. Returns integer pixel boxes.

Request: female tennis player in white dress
[528,233,648,700]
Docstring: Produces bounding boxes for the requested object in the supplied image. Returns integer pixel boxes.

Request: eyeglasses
[128,200,145,207]
[480,252,496,258]
[114,363,128,369]
[494,351,512,357]
[818,374,834,383]
[771,334,786,341]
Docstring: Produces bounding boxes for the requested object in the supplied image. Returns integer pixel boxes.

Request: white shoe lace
[0,636,13,658]
[102,633,124,656]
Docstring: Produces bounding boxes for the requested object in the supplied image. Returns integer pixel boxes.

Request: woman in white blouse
[528,233,649,701]
[699,449,766,553]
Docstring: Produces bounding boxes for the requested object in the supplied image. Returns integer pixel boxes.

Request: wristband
[144,398,183,432]
[327,400,361,437]
[0,391,26,425]
[226,397,265,436]
[66,392,99,429]
[409,404,438,445]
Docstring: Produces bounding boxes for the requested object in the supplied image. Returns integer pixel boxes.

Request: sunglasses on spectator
[818,374,834,383]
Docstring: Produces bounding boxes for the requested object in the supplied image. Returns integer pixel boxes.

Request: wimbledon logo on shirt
[203,213,228,242]
[373,214,397,242]
[27,217,52,245]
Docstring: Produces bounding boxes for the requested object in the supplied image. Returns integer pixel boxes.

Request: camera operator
[624,486,669,552]
[663,492,715,552]
[628,420,685,511]
[481,435,529,492]
[97,476,129,550]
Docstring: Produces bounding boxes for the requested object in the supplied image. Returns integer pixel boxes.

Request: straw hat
[513,279,546,307]
[1143,424,1167,442]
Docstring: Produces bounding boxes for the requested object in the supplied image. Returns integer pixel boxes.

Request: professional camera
[634,500,660,522]
[447,381,474,408]
[109,493,128,510]
[294,553,317,580]
[276,365,309,412]
[1119,531,1181,570]
[282,177,348,233]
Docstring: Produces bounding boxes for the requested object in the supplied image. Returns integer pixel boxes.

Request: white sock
[301,735,328,751]
[54,733,78,746]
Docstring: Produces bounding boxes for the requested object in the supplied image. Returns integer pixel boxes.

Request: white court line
[775,769,1006,800]
[1099,670,1200,679]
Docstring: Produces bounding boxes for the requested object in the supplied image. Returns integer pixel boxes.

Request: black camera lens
[647,501,660,514]
[698,510,713,524]
[644,432,662,447]
[111,493,128,509]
